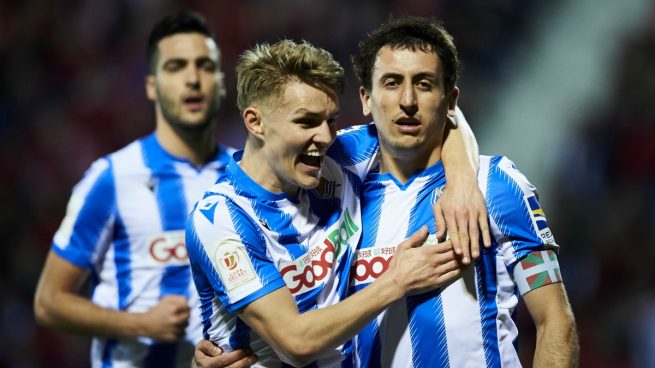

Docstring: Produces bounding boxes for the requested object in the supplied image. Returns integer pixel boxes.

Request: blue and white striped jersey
[52,133,234,368]
[351,155,560,368]
[186,125,380,368]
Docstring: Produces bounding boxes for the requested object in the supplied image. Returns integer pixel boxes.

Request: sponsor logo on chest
[145,230,189,266]
[280,210,359,295]
[351,234,439,286]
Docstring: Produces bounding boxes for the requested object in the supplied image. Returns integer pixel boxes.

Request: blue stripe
[250,196,303,255]
[186,212,219,339]
[228,318,251,349]
[476,251,501,367]
[359,181,385,251]
[141,136,191,298]
[405,182,449,368]
[113,213,132,310]
[487,157,542,261]
[101,339,117,367]
[59,159,115,269]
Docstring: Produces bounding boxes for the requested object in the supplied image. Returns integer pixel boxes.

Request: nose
[400,83,418,116]
[185,66,200,89]
[314,120,337,147]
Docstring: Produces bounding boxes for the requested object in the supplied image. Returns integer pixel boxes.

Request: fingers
[398,226,428,251]
[479,209,492,248]
[194,344,258,368]
[196,340,222,357]
[433,203,447,241]
[468,213,480,260]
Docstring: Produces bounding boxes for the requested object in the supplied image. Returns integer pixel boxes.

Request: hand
[433,179,491,265]
[384,226,464,296]
[140,295,190,341]
[193,340,258,368]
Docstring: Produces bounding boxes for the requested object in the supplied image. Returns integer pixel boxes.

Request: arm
[522,282,579,367]
[34,250,190,340]
[192,340,257,368]
[436,106,491,264]
[238,228,462,367]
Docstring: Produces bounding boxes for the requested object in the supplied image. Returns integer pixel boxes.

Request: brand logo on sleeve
[214,239,257,291]
[524,193,555,244]
[146,231,189,266]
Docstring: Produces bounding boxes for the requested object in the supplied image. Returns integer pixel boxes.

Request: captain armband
[513,249,562,295]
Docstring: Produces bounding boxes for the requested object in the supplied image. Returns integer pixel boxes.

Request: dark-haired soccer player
[33,11,253,367]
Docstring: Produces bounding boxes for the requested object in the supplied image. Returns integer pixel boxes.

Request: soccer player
[185,39,483,368]
[349,17,579,367]
[33,11,253,367]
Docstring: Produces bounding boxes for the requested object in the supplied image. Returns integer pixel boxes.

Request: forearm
[35,290,146,339]
[441,106,479,180]
[291,275,400,355]
[533,312,579,368]
[245,275,401,366]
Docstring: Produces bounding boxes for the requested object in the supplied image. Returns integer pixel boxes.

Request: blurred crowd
[0,0,652,367]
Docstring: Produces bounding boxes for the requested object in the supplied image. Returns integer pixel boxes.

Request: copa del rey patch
[214,239,257,291]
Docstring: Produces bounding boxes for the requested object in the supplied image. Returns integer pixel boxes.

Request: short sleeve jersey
[52,134,234,368]
[186,124,380,368]
[351,153,561,368]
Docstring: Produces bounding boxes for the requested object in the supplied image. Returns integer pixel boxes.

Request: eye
[198,59,216,72]
[416,80,433,91]
[383,78,400,89]
[163,60,185,72]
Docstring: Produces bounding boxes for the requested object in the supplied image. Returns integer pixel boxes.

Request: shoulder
[479,155,537,198]
[329,123,379,165]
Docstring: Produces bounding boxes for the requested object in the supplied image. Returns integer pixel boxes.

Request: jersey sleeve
[51,158,116,269]
[484,156,561,294]
[186,194,286,314]
[328,123,380,180]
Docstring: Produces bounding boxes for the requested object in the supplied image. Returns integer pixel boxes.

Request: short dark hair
[352,16,459,93]
[146,11,215,74]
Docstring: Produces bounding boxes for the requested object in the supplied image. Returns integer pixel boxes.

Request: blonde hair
[236,39,344,112]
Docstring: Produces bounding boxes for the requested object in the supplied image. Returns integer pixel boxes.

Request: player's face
[147,33,224,129]
[360,46,457,159]
[255,80,338,195]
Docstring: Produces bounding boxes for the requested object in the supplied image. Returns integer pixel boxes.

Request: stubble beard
[159,90,220,135]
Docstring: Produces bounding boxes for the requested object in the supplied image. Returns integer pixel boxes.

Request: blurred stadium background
[1,0,654,366]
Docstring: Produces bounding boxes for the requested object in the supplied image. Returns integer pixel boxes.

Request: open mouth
[183,96,205,111]
[395,117,420,126]
[299,151,323,168]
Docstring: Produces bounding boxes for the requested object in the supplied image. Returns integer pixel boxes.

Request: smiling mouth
[299,152,323,168]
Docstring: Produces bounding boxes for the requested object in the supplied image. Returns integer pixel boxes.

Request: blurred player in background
[33,11,253,367]
[348,16,579,367]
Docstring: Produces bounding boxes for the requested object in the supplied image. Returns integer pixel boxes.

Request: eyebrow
[293,108,340,118]
[378,71,438,80]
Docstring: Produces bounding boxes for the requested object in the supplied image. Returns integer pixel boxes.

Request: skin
[363,46,578,367]
[200,79,462,367]
[34,32,256,366]
[193,50,490,368]
[239,79,339,196]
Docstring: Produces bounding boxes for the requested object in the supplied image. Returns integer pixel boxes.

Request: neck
[379,144,442,184]
[155,117,216,167]
[239,139,299,197]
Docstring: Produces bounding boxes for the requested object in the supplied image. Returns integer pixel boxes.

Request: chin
[298,176,321,190]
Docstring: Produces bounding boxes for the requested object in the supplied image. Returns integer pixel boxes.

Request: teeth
[304,151,322,157]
